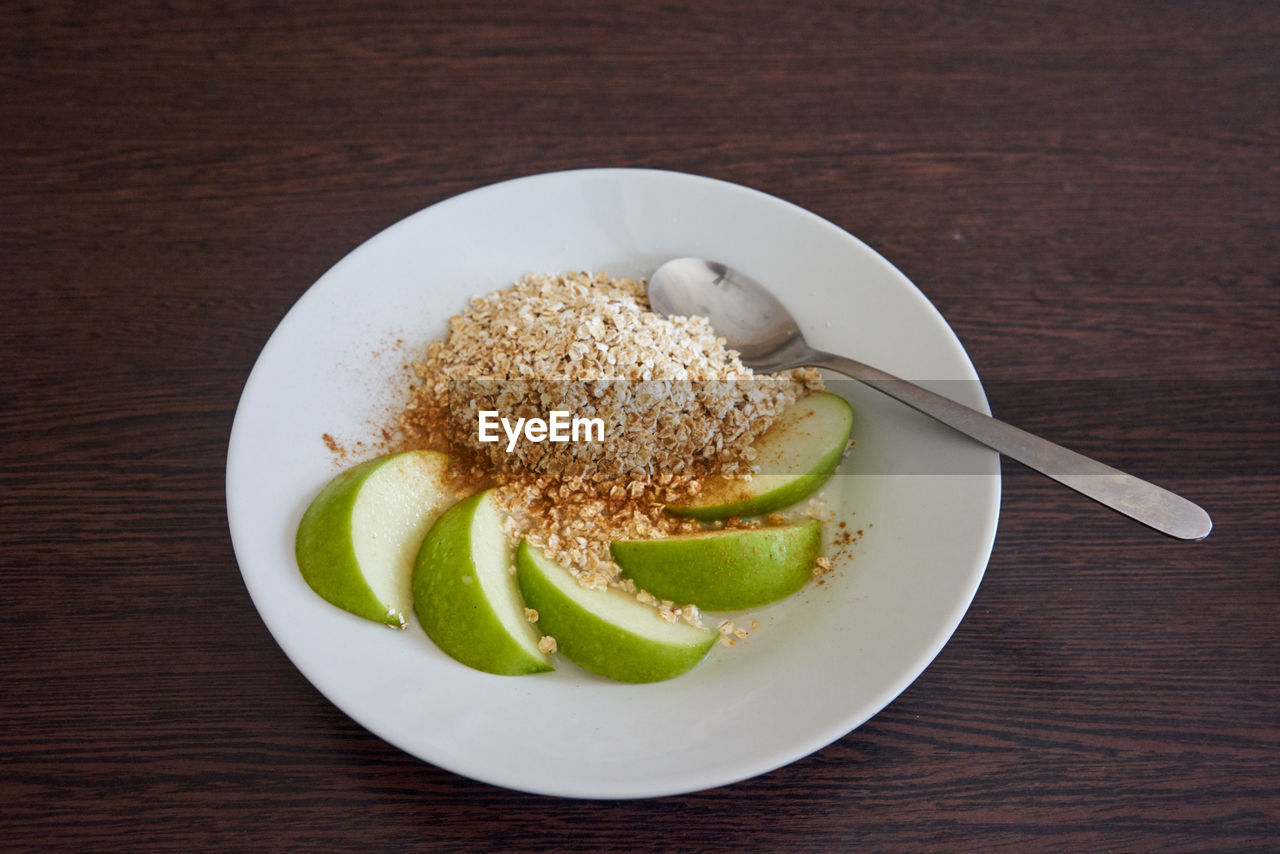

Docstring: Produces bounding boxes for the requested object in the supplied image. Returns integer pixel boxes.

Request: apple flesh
[295,450,456,628]
[611,519,822,610]
[413,490,553,676]
[666,392,853,520]
[516,541,717,683]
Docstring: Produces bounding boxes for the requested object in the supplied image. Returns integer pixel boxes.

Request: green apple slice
[515,541,716,683]
[611,519,822,610]
[666,392,853,520]
[296,450,456,629]
[413,490,552,676]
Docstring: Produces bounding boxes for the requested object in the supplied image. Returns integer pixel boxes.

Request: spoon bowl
[647,258,809,370]
[648,257,1212,541]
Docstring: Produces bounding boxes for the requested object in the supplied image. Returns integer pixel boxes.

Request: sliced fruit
[611,519,822,610]
[666,392,853,520]
[413,490,552,675]
[296,450,456,628]
[516,541,716,683]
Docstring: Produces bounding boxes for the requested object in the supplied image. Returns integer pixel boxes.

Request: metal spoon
[647,257,1212,541]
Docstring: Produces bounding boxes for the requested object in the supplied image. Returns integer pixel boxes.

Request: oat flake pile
[398,271,822,625]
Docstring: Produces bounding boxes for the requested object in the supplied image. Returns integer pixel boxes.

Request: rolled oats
[396,271,825,620]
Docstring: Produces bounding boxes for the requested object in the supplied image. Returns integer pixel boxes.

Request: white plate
[226,168,1000,798]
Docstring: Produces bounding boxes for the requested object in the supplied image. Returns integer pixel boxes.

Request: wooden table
[4,1,1276,850]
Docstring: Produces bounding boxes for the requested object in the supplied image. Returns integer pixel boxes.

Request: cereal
[397,271,824,617]
[402,272,819,476]
[716,619,751,647]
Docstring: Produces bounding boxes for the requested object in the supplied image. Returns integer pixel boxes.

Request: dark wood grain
[2,0,1276,850]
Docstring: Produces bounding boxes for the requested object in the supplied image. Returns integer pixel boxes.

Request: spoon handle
[811,351,1212,540]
